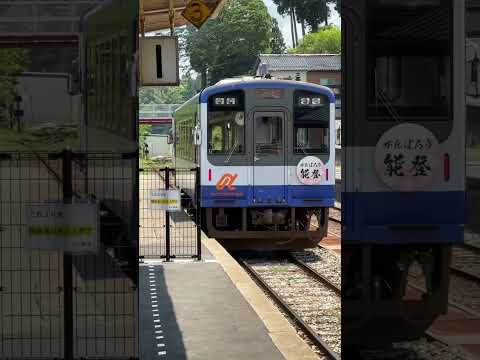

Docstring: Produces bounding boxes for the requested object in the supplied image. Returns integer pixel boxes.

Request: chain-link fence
[139,167,201,261]
[0,151,138,359]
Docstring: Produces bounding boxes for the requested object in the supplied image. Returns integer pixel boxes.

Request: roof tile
[257,54,341,72]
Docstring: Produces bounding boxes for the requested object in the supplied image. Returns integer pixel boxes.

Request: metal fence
[0,151,138,359]
[138,104,181,120]
[139,167,201,261]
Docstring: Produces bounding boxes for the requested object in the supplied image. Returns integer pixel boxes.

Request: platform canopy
[0,0,103,32]
[140,0,226,33]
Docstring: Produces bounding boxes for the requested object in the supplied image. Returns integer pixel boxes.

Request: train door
[253,111,286,203]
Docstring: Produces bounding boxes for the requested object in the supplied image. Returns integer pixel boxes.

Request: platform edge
[201,234,320,360]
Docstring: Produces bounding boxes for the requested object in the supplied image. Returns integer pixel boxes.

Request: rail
[237,255,340,360]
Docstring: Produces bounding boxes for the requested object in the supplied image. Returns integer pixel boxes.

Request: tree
[273,0,337,37]
[294,0,330,32]
[289,26,341,54]
[0,49,29,107]
[139,73,199,105]
[185,0,272,86]
[271,18,286,54]
[271,0,298,47]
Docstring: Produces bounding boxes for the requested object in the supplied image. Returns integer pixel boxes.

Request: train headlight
[226,97,236,105]
[311,97,322,105]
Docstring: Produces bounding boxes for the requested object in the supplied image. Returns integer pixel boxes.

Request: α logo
[216,173,238,191]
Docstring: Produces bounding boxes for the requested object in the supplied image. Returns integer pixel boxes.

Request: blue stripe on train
[342,191,465,244]
[200,185,335,208]
[200,80,336,104]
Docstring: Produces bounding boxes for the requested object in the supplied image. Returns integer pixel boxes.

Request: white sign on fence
[150,189,181,211]
[26,202,99,254]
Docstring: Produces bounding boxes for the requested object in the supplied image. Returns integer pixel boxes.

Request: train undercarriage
[343,244,451,348]
[202,207,329,250]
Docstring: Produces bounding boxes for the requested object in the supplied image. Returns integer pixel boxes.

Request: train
[172,78,336,249]
[342,0,465,348]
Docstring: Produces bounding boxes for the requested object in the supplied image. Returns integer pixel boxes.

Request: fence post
[62,149,74,360]
[196,167,201,260]
[165,168,171,261]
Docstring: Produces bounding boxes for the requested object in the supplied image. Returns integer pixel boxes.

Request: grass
[0,127,79,153]
[140,156,173,170]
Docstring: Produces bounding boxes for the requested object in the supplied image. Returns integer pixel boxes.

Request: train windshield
[294,91,330,154]
[207,91,245,155]
[367,0,452,122]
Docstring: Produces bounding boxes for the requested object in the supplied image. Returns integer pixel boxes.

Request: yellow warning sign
[181,0,212,29]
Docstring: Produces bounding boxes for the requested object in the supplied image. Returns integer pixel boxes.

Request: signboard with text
[296,156,325,185]
[374,123,442,191]
[26,203,99,254]
[150,189,181,211]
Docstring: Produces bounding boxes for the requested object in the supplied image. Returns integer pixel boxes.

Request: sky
[263,0,340,48]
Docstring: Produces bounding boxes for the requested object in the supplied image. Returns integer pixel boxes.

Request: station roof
[0,0,102,32]
[256,54,341,73]
[141,0,189,32]
[141,0,227,32]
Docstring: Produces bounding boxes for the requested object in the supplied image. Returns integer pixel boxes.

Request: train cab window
[294,91,330,154]
[367,1,452,122]
[207,111,245,154]
[207,91,245,155]
[254,114,283,155]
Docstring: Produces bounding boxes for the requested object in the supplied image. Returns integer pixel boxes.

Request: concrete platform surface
[139,261,285,360]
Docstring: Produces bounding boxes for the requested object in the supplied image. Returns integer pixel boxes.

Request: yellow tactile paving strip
[202,234,320,360]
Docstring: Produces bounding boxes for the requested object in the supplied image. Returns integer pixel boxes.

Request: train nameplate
[374,123,442,191]
[296,156,325,185]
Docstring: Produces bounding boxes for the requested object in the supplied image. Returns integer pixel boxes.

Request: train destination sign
[297,156,325,185]
[374,123,442,191]
[26,203,99,254]
[150,189,181,211]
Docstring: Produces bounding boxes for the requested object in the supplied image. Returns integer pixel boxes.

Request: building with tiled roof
[254,54,340,96]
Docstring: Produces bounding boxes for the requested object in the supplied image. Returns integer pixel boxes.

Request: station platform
[139,236,318,360]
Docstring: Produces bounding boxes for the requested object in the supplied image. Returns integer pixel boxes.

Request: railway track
[237,252,340,360]
[327,206,341,238]
[450,243,480,284]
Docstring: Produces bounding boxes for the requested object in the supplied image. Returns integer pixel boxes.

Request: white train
[172,78,336,249]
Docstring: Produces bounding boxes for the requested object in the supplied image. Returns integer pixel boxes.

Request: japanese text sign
[374,124,441,191]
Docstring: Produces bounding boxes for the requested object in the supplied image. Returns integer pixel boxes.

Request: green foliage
[139,74,199,105]
[0,49,30,107]
[272,0,336,33]
[185,0,272,86]
[290,26,341,54]
[294,0,330,31]
[271,18,286,54]
[139,124,152,157]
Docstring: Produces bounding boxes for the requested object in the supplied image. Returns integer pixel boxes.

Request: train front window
[295,128,329,154]
[207,111,245,154]
[367,1,452,122]
[207,91,245,155]
[294,91,330,154]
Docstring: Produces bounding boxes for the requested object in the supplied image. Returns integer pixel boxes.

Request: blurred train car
[342,0,465,346]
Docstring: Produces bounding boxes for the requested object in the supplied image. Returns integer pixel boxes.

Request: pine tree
[271,19,287,54]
